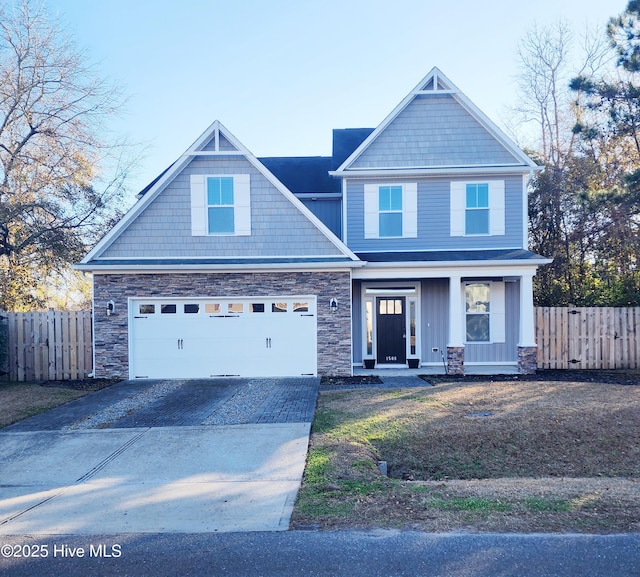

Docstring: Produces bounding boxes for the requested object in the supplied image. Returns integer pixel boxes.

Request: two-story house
[77,68,550,379]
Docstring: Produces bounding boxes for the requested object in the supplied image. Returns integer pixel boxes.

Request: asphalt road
[1,530,639,577]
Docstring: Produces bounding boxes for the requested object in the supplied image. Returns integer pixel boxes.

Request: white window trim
[450,180,505,237]
[361,282,421,362]
[364,182,417,239]
[190,174,251,236]
[462,281,505,344]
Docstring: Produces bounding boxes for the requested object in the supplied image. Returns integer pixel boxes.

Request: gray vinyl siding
[465,280,519,363]
[101,155,346,259]
[420,278,518,364]
[351,95,519,169]
[299,197,342,238]
[346,176,523,252]
[421,279,449,364]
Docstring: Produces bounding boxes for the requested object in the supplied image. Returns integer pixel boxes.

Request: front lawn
[292,375,640,533]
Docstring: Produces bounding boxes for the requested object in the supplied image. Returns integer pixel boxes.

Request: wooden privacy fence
[2,310,92,381]
[2,307,640,380]
[535,307,640,370]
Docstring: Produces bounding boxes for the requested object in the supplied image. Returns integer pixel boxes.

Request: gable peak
[186,120,249,155]
[414,67,457,93]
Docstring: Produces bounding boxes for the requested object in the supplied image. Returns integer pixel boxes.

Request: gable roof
[332,67,541,176]
[78,121,360,269]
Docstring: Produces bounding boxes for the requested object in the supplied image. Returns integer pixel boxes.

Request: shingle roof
[258,157,338,194]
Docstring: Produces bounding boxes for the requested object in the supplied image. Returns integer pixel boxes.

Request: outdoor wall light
[330,298,338,313]
[106,300,115,316]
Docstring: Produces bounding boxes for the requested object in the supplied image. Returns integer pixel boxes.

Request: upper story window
[190,174,251,236]
[465,183,489,235]
[379,186,403,237]
[207,177,235,234]
[364,182,417,239]
[450,180,504,237]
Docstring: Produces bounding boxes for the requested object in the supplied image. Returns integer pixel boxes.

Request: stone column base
[518,346,538,374]
[447,346,465,375]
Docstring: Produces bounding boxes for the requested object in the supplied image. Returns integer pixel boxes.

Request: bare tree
[511,22,618,305]
[0,0,132,310]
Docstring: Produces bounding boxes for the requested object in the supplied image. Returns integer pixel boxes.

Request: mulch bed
[321,369,640,387]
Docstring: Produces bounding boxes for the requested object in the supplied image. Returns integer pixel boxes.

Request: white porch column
[448,274,464,347]
[518,272,537,347]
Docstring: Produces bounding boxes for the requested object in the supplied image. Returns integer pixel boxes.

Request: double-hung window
[364,183,417,239]
[190,174,251,236]
[465,183,489,235]
[207,177,235,234]
[450,180,505,237]
[464,282,506,344]
[465,283,491,342]
[379,185,403,237]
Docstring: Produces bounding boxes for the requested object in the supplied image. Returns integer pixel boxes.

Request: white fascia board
[451,89,540,169]
[330,165,542,179]
[353,261,551,280]
[333,66,541,174]
[182,151,246,156]
[80,154,194,263]
[333,68,444,173]
[334,88,419,173]
[244,151,359,262]
[77,262,363,274]
[81,120,359,265]
[81,120,233,264]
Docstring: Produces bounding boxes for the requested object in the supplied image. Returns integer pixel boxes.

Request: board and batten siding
[101,156,345,259]
[345,176,523,251]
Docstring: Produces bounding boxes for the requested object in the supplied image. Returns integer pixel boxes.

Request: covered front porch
[351,256,544,376]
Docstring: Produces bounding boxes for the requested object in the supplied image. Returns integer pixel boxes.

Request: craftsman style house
[77,68,549,379]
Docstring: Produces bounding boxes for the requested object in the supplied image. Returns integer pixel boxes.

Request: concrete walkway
[0,378,319,535]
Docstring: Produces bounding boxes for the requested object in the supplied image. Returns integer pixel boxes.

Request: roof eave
[74,260,365,273]
[330,164,542,178]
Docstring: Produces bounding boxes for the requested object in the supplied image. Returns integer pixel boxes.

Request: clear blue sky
[48,0,628,201]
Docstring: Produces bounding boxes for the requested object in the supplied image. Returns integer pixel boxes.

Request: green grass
[426,496,513,513]
[304,446,332,484]
[524,497,572,512]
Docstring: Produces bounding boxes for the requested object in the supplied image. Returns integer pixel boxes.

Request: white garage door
[129,297,317,379]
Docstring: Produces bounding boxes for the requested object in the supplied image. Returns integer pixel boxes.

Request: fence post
[0,311,7,381]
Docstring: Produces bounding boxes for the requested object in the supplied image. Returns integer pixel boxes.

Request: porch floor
[353,365,519,376]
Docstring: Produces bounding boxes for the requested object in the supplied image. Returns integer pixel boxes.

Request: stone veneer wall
[93,270,352,379]
[447,346,465,375]
[517,346,537,374]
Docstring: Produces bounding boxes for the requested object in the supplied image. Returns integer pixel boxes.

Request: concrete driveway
[0,377,319,535]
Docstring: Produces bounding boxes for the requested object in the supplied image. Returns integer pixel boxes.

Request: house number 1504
[385,356,397,361]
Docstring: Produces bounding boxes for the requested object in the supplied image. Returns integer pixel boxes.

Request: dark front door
[376,297,406,364]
